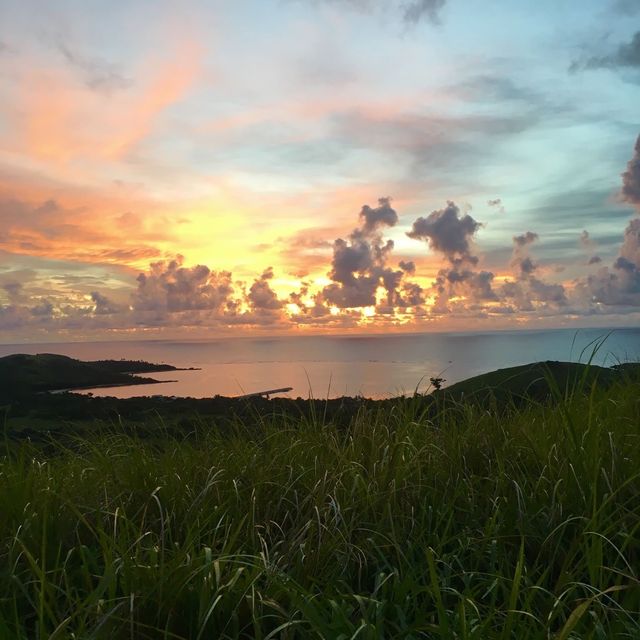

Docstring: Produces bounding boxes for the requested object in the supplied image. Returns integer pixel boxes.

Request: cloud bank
[2,134,640,337]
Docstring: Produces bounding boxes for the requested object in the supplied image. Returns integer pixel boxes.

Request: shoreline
[49,378,177,395]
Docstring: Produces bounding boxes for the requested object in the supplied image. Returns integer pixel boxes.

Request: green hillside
[438,359,640,405]
[1,370,639,638]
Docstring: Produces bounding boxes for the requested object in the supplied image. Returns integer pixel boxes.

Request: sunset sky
[1,0,639,341]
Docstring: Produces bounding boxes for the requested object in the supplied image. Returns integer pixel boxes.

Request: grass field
[1,373,639,638]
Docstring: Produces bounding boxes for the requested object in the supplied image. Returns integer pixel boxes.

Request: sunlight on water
[1,328,638,399]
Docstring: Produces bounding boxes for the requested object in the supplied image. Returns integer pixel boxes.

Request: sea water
[1,327,638,399]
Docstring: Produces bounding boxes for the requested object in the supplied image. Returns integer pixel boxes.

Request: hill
[438,359,640,405]
[0,353,176,399]
[1,366,639,638]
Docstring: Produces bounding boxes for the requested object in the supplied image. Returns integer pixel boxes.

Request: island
[0,353,197,400]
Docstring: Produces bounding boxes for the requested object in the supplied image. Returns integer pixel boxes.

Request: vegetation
[0,354,181,399]
[438,360,640,407]
[1,363,639,638]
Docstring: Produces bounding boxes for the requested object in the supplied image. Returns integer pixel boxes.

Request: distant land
[0,353,198,399]
[1,354,639,426]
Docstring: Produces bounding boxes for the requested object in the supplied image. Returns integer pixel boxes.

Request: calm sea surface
[1,328,638,399]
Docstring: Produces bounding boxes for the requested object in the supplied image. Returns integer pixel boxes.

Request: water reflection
[1,328,637,399]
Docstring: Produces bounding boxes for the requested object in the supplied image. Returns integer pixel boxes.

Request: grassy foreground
[1,379,639,639]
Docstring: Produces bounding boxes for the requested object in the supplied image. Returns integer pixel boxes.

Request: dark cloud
[2,282,23,301]
[621,134,640,207]
[580,230,602,266]
[427,266,498,314]
[527,277,567,305]
[407,201,481,264]
[408,201,498,309]
[582,247,640,307]
[446,269,497,300]
[579,229,594,247]
[358,197,398,234]
[0,305,30,331]
[247,267,283,310]
[323,198,423,309]
[91,291,123,315]
[619,217,640,261]
[510,231,539,277]
[573,140,640,309]
[519,256,536,275]
[502,232,568,308]
[571,31,640,71]
[323,240,386,308]
[30,300,54,317]
[133,256,235,314]
[403,0,446,24]
[398,260,415,274]
[487,198,505,214]
[513,231,539,247]
[398,281,424,306]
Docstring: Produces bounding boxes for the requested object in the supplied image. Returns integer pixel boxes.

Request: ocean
[1,327,638,399]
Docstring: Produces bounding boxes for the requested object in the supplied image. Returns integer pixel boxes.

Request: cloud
[307,0,447,24]
[133,256,235,314]
[581,139,640,306]
[526,277,567,305]
[513,231,539,248]
[579,229,594,247]
[501,232,568,309]
[2,282,23,302]
[323,198,423,309]
[30,300,54,317]
[327,108,540,181]
[54,40,131,93]
[510,231,539,277]
[571,31,640,71]
[408,201,500,310]
[403,0,446,24]
[487,198,505,214]
[91,291,123,315]
[247,267,283,310]
[621,134,640,207]
[5,132,640,337]
[582,219,640,307]
[398,260,415,273]
[407,201,481,264]
[358,197,398,234]
[0,305,30,331]
[614,0,640,15]
[0,191,177,269]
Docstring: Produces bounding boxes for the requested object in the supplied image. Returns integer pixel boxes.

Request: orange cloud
[1,37,203,182]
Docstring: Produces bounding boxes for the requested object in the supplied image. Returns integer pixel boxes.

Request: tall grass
[1,378,639,638]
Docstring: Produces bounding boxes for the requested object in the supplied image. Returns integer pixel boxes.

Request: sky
[0,0,639,342]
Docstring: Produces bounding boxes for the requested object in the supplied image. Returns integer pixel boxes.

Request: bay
[1,327,638,399]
